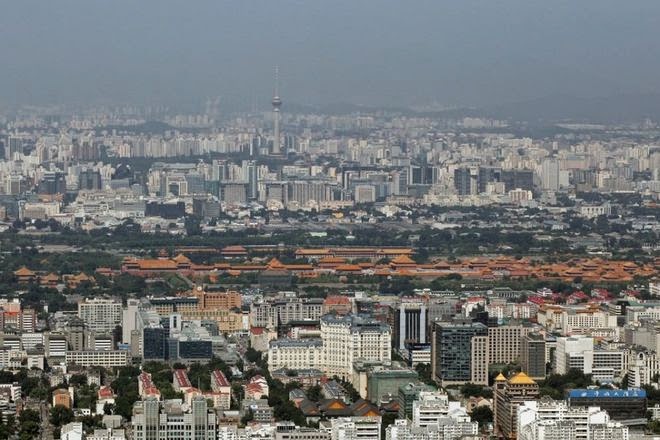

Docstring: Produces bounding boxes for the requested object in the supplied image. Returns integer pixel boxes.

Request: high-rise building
[393,301,428,351]
[477,166,502,193]
[243,160,258,200]
[501,169,534,192]
[66,317,89,351]
[37,171,67,195]
[431,319,489,386]
[494,372,540,439]
[122,299,140,345]
[488,325,531,365]
[541,159,561,191]
[5,136,23,160]
[453,168,474,196]
[78,169,103,191]
[321,314,391,380]
[521,333,547,380]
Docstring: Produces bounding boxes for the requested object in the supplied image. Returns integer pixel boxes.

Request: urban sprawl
[0,99,657,440]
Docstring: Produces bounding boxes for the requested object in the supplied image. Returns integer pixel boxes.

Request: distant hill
[480,93,660,123]
[293,94,660,124]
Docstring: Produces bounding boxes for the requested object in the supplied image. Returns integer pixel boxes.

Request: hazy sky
[2,0,660,111]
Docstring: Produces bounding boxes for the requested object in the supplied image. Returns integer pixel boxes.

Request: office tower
[454,168,472,196]
[288,181,333,206]
[212,160,229,181]
[37,172,67,195]
[131,396,217,440]
[185,172,206,194]
[142,327,169,361]
[501,169,534,191]
[78,298,122,334]
[431,319,489,386]
[488,325,530,365]
[409,165,436,185]
[5,175,26,195]
[78,169,103,191]
[5,136,23,160]
[393,301,427,351]
[272,67,282,155]
[66,317,89,351]
[354,184,376,203]
[220,183,248,205]
[541,158,561,191]
[494,372,540,439]
[122,299,140,345]
[478,166,502,193]
[521,332,547,380]
[244,160,258,200]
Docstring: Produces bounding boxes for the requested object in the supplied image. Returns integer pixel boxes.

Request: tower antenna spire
[274,65,280,97]
[271,66,282,155]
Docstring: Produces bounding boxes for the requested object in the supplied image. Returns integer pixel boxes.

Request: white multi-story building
[46,333,68,358]
[324,417,381,440]
[78,298,122,334]
[386,419,442,440]
[86,429,127,440]
[554,336,625,382]
[20,332,44,350]
[517,399,628,440]
[411,391,477,438]
[268,315,392,380]
[555,336,594,375]
[65,350,130,367]
[650,282,660,297]
[627,351,660,387]
[538,305,616,336]
[61,422,84,440]
[268,339,324,371]
[625,305,660,324]
[321,315,391,380]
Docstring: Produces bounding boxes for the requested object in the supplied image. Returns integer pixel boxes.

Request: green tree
[307,385,323,401]
[471,406,493,428]
[245,347,262,363]
[460,383,493,398]
[18,408,40,440]
[50,405,74,427]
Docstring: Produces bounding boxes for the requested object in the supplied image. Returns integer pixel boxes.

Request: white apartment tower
[78,298,122,334]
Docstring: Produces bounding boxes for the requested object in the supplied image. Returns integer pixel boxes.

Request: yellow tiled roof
[508,371,536,385]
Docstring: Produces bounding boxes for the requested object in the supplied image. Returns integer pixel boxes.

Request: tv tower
[271,66,282,155]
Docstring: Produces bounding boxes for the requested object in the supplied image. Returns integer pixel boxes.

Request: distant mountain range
[290,93,660,124]
[479,93,660,124]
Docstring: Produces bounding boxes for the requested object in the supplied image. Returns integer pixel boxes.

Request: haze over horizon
[2,0,660,113]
